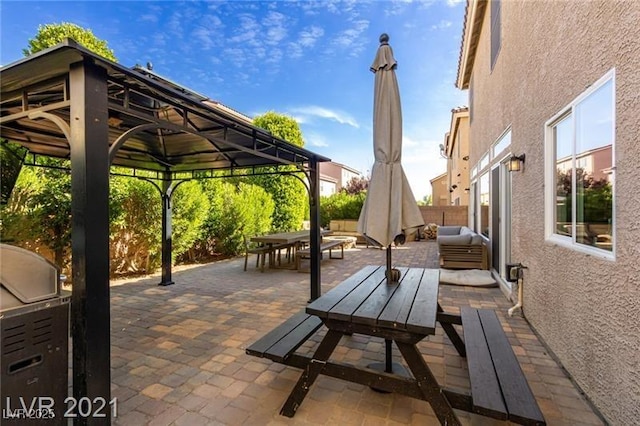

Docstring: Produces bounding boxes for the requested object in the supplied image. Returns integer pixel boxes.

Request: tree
[342,176,369,195]
[0,24,118,272]
[250,112,308,231]
[23,22,117,61]
[556,168,612,224]
[417,194,432,206]
[253,112,304,147]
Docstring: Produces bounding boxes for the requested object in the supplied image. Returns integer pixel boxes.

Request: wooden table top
[251,229,330,245]
[307,265,440,336]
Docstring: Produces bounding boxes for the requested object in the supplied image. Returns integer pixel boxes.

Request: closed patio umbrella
[358,33,425,378]
[358,33,424,281]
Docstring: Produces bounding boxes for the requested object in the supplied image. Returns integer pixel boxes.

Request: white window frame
[492,128,512,159]
[479,153,489,171]
[544,69,616,260]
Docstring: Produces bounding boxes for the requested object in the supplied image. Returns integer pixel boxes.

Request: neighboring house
[456,0,640,424]
[444,106,470,206]
[429,172,449,206]
[318,161,362,194]
[319,174,338,197]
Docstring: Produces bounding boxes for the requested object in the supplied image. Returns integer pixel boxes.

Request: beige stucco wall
[447,112,471,206]
[430,173,449,206]
[419,206,468,227]
[467,1,640,424]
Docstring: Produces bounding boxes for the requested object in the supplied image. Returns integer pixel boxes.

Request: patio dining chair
[243,235,270,272]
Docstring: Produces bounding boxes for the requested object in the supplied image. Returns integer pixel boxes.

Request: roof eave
[456,0,488,90]
[445,108,469,157]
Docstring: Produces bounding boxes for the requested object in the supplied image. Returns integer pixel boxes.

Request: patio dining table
[251,230,331,268]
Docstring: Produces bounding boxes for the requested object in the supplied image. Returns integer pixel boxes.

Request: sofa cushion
[469,234,483,245]
[437,226,462,236]
[460,227,474,236]
[437,234,472,245]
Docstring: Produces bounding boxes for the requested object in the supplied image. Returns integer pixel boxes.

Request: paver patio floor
[108,241,603,425]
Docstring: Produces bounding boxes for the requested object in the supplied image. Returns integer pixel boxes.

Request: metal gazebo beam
[309,158,322,301]
[69,59,111,424]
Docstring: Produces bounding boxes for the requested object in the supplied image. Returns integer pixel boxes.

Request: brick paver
[108,241,603,425]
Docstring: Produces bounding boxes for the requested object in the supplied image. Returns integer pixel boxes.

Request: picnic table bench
[246,311,323,364]
[459,307,545,425]
[295,239,345,271]
[245,266,545,425]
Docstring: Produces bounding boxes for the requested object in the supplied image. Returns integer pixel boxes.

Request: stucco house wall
[430,172,449,206]
[318,161,361,190]
[462,1,640,424]
[445,107,470,206]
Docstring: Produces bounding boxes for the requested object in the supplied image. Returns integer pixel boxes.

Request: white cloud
[332,19,369,57]
[446,0,465,7]
[431,20,452,30]
[305,132,330,147]
[288,25,324,59]
[140,13,159,23]
[384,0,413,17]
[223,47,248,67]
[289,106,359,128]
[167,10,185,39]
[262,11,288,46]
[230,14,260,45]
[299,25,324,48]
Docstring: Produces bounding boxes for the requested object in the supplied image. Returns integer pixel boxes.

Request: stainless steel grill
[1,244,70,424]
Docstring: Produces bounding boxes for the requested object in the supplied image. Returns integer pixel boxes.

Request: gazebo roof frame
[1,39,329,177]
[0,39,328,419]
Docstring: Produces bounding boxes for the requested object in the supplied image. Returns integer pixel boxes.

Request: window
[478,173,490,238]
[479,153,489,171]
[490,0,501,70]
[492,130,511,158]
[546,70,615,257]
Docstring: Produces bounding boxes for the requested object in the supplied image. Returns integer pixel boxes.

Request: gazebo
[0,39,329,421]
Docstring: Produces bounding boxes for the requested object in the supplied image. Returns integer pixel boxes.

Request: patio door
[491,162,512,280]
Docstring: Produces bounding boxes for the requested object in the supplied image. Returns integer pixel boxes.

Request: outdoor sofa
[437,225,488,270]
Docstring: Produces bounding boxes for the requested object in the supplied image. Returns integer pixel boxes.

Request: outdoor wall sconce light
[508,154,526,172]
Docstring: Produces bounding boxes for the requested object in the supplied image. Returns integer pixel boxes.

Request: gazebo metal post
[69,59,111,424]
[309,158,321,301]
[159,172,175,286]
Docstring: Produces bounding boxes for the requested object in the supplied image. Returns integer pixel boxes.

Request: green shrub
[319,192,366,227]
[195,180,274,257]
[109,176,161,274]
[171,180,210,259]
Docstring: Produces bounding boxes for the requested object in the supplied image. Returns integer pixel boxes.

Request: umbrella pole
[385,245,393,372]
[370,244,409,388]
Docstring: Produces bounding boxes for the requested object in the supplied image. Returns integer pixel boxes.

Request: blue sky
[0,0,468,200]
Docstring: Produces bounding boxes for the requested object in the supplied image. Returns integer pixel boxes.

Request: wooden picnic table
[280,265,465,423]
[247,265,545,425]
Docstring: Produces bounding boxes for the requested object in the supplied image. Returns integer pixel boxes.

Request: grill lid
[0,244,60,305]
